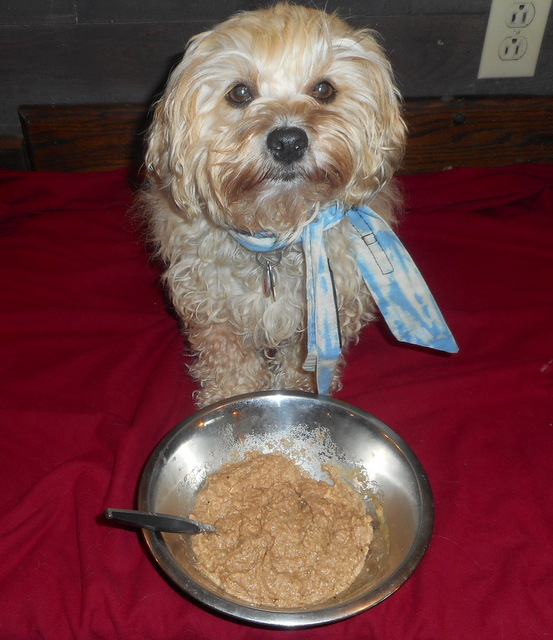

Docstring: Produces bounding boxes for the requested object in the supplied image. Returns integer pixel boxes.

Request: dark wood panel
[18,97,553,174]
[76,0,250,24]
[0,0,491,28]
[74,0,417,24]
[19,104,150,173]
[0,0,75,26]
[410,0,489,14]
[0,24,194,101]
[0,23,203,121]
[402,96,553,173]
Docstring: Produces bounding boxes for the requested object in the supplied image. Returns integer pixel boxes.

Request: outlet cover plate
[478,0,552,78]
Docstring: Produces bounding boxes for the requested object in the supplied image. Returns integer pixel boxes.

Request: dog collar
[227,208,343,252]
[229,204,458,394]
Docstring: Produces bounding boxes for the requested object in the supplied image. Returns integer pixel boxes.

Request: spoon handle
[104,508,215,534]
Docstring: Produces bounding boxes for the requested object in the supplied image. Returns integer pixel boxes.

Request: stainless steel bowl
[138,391,433,628]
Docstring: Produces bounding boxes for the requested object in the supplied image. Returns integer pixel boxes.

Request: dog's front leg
[187,322,273,407]
[273,338,317,393]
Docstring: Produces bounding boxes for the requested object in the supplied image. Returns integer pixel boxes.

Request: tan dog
[142,3,406,407]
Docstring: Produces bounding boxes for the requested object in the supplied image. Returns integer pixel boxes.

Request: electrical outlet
[478,0,552,78]
[506,2,536,26]
[499,35,528,60]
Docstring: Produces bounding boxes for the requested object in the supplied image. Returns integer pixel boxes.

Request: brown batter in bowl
[190,452,374,607]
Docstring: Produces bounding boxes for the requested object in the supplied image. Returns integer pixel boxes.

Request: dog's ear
[336,28,406,200]
[144,30,214,217]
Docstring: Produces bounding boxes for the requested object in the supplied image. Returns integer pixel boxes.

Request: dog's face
[146,3,405,239]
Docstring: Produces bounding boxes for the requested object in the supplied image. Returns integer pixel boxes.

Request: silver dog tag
[256,252,281,302]
[263,262,277,301]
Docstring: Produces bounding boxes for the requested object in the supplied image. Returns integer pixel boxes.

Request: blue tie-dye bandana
[229,204,458,394]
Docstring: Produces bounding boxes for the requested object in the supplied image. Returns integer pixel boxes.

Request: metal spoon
[104,508,216,534]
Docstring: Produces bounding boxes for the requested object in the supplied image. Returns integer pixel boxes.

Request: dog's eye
[226,84,254,107]
[310,81,337,103]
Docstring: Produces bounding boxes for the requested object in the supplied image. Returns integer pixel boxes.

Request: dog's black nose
[266,127,308,164]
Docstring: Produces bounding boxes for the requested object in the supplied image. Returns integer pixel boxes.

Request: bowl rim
[138,390,434,628]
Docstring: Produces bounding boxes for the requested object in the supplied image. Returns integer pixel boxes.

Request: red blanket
[1,165,552,640]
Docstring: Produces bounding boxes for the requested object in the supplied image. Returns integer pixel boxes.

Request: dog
[141,3,414,407]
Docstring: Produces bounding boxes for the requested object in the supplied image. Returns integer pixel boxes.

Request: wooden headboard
[18,96,553,173]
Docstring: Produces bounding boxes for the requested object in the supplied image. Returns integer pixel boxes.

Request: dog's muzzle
[266,126,308,164]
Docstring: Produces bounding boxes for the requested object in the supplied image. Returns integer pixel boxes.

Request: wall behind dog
[1,0,552,139]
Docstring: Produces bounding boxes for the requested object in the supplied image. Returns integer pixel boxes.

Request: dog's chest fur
[160,213,372,350]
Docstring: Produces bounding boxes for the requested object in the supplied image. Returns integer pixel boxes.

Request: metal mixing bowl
[138,391,433,628]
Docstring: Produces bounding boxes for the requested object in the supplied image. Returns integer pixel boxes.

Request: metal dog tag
[264,263,277,300]
[256,252,281,301]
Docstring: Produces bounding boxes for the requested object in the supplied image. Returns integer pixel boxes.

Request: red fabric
[1,165,552,640]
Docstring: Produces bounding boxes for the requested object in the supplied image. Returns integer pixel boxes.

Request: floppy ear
[333,28,406,201]
[359,31,406,187]
[144,31,213,216]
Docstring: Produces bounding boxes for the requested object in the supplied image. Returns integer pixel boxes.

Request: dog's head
[145,3,405,239]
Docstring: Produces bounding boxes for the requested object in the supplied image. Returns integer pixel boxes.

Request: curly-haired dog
[142,3,457,407]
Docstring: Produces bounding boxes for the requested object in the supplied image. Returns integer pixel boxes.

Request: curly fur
[141,3,406,407]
